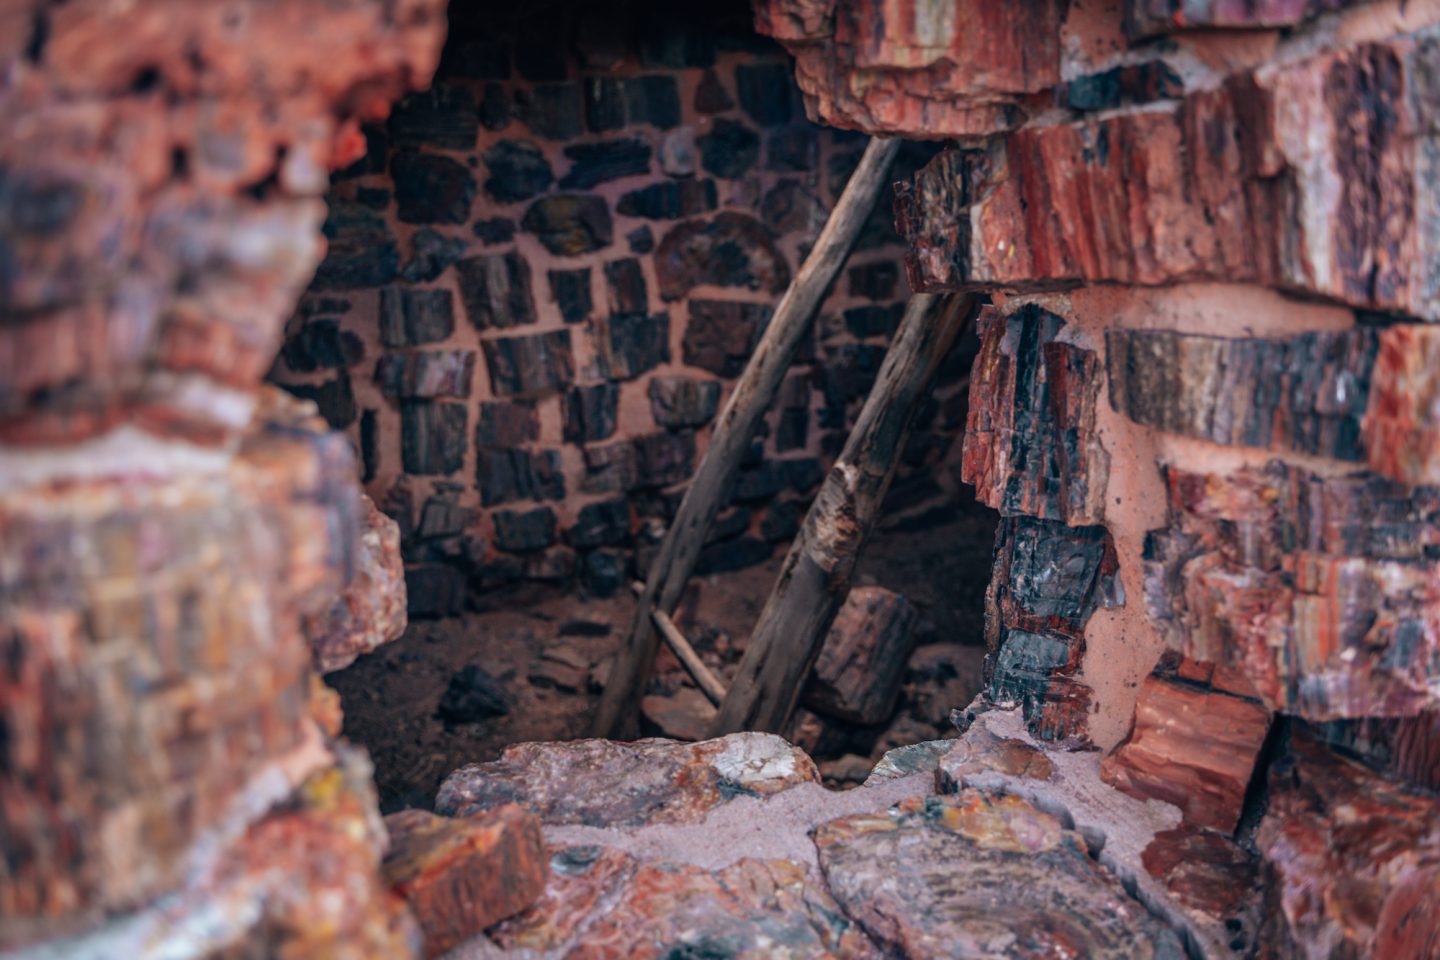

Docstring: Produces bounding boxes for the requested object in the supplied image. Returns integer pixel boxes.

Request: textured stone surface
[306,493,408,674]
[648,376,722,429]
[1144,460,1440,719]
[802,586,918,725]
[814,791,1186,959]
[563,383,621,443]
[1125,0,1367,37]
[963,305,1109,526]
[1107,328,1378,462]
[1364,323,1440,486]
[899,35,1440,320]
[456,252,537,330]
[754,0,1066,137]
[985,516,1120,744]
[483,330,576,397]
[379,287,455,347]
[435,733,820,827]
[1101,666,1271,833]
[682,299,773,377]
[383,806,548,958]
[1141,827,1259,936]
[654,214,790,301]
[1257,734,1440,959]
[591,312,670,381]
[374,350,476,399]
[522,195,614,256]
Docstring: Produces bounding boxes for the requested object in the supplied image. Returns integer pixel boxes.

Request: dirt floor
[330,485,998,811]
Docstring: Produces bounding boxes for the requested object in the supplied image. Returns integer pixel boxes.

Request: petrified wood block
[1144,460,1440,719]
[1107,328,1378,462]
[1125,0,1369,37]
[753,0,1065,137]
[1364,323,1440,486]
[435,733,819,827]
[1101,668,1271,833]
[0,391,357,931]
[899,34,1440,320]
[963,305,1109,526]
[1305,710,1440,793]
[383,806,548,958]
[306,493,407,674]
[984,515,1120,745]
[813,791,1185,958]
[801,586,917,725]
[1257,734,1440,958]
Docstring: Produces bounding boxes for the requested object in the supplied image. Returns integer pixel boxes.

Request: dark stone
[567,497,630,548]
[455,252,536,330]
[483,330,576,396]
[493,507,558,552]
[563,382,620,443]
[761,181,825,235]
[281,319,363,372]
[401,401,468,475]
[582,550,626,598]
[633,431,695,488]
[417,491,478,540]
[636,489,688,521]
[639,15,715,68]
[476,448,565,506]
[379,287,455,347]
[476,400,538,446]
[762,501,800,542]
[374,350,476,398]
[584,77,626,133]
[694,68,734,114]
[437,37,510,81]
[592,312,670,380]
[735,63,795,125]
[514,83,584,139]
[988,629,1072,715]
[776,408,809,452]
[627,225,655,254]
[649,376,721,428]
[617,180,717,220]
[524,546,578,582]
[547,267,593,324]
[389,84,479,150]
[405,563,467,619]
[392,151,476,225]
[559,618,612,638]
[682,299,772,376]
[695,510,747,552]
[766,125,819,172]
[480,82,511,130]
[696,536,773,575]
[732,460,787,502]
[582,443,639,493]
[356,186,391,209]
[285,371,356,429]
[400,228,469,283]
[604,258,648,315]
[623,75,682,129]
[698,119,761,179]
[1063,61,1183,112]
[437,665,511,724]
[360,408,378,484]
[559,139,652,189]
[335,124,388,179]
[473,217,517,245]
[848,262,900,301]
[783,457,825,492]
[522,195,614,255]
[313,202,399,289]
[844,304,904,338]
[820,343,887,409]
[482,140,554,203]
[655,213,789,300]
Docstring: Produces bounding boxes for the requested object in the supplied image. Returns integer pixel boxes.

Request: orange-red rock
[383,806,548,958]
[1140,827,1259,933]
[307,493,407,674]
[1101,672,1271,833]
[1363,324,1440,487]
[753,0,1066,137]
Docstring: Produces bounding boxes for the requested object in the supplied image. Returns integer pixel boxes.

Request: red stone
[306,492,408,674]
[1140,828,1258,932]
[383,806,548,958]
[1101,671,1271,833]
[1363,324,1440,486]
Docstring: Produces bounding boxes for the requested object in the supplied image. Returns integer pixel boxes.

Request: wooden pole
[591,136,904,738]
[707,292,978,737]
[628,581,729,706]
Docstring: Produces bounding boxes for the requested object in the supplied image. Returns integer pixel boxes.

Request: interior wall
[267,0,965,615]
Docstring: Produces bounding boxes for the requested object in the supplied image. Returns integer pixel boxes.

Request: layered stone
[305,493,408,674]
[1144,460,1440,719]
[899,34,1440,320]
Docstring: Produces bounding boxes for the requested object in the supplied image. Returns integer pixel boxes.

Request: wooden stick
[591,136,903,738]
[628,582,728,706]
[707,292,979,736]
